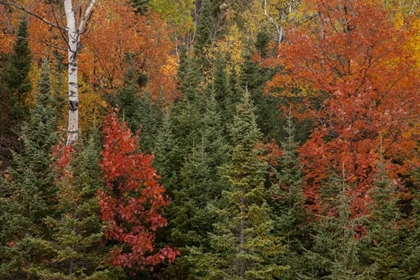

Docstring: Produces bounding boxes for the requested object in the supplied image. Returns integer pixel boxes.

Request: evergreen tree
[2,18,32,120]
[153,94,230,280]
[212,52,237,122]
[106,66,163,153]
[301,171,374,280]
[358,158,413,279]
[189,90,286,279]
[37,133,125,279]
[239,51,282,142]
[0,60,58,279]
[131,0,150,14]
[269,108,313,279]
[0,17,32,162]
[194,0,213,69]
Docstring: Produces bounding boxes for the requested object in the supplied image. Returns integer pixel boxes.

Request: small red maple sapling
[98,110,179,269]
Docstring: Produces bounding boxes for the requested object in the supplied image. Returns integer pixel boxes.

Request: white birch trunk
[65,0,96,145]
[65,0,78,144]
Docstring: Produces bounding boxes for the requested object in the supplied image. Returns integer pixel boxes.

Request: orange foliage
[81,0,180,100]
[1,0,180,102]
[266,0,420,215]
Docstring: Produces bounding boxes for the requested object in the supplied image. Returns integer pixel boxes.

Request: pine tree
[36,133,125,279]
[269,108,313,279]
[212,52,237,122]
[108,67,163,153]
[2,17,32,120]
[189,90,286,279]
[194,0,213,69]
[0,17,32,162]
[239,51,282,142]
[301,170,374,279]
[0,60,58,278]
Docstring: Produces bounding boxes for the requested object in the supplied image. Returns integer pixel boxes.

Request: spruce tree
[106,65,163,153]
[358,158,412,279]
[153,94,230,280]
[212,52,237,122]
[2,18,32,120]
[239,51,282,142]
[301,171,374,279]
[0,18,32,162]
[269,109,313,279]
[0,60,58,279]
[194,0,213,69]
[131,0,150,14]
[189,90,286,279]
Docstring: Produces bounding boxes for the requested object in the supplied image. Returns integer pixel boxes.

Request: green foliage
[0,59,58,278]
[189,90,286,279]
[106,67,163,153]
[212,52,237,122]
[268,109,313,279]
[42,134,124,279]
[239,51,283,142]
[194,0,214,68]
[149,0,195,32]
[300,173,374,280]
[131,0,150,14]
[0,17,32,162]
[2,18,31,122]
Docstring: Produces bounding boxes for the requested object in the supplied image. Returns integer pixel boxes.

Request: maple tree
[98,110,178,270]
[265,0,420,214]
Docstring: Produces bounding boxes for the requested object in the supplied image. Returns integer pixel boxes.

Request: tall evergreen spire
[3,17,32,123]
[189,90,286,279]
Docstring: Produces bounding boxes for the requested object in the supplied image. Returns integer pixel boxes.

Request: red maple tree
[265,0,420,215]
[98,110,179,269]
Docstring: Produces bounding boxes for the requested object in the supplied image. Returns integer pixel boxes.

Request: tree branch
[79,0,97,33]
[0,0,67,31]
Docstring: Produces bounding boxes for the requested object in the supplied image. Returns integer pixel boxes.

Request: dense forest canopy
[1,0,420,279]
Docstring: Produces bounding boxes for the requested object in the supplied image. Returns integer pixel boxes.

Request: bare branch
[23,36,67,51]
[0,0,66,31]
[50,3,70,49]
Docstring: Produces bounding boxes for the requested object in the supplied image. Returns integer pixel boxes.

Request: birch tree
[0,0,97,144]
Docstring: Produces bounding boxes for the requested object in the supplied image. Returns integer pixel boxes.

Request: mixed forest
[2,0,420,279]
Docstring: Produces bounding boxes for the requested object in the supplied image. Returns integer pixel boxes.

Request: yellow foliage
[78,78,107,136]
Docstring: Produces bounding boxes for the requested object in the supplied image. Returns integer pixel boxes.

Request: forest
[1,0,420,279]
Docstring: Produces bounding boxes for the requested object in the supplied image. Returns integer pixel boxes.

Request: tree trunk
[64,0,96,145]
[65,0,79,144]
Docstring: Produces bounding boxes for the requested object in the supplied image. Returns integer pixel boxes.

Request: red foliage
[99,110,179,269]
[266,0,420,215]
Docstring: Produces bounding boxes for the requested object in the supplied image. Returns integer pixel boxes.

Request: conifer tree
[194,0,213,69]
[38,133,125,279]
[269,108,313,279]
[108,67,163,153]
[212,52,237,122]
[301,171,374,279]
[0,60,58,278]
[358,157,412,279]
[2,17,32,121]
[0,17,32,161]
[131,0,150,14]
[152,93,230,280]
[189,90,286,279]
[239,51,282,142]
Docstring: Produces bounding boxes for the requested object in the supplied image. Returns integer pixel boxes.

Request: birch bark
[65,0,97,144]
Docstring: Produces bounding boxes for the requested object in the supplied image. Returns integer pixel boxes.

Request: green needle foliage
[0,60,58,279]
[0,17,32,162]
[189,90,286,280]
